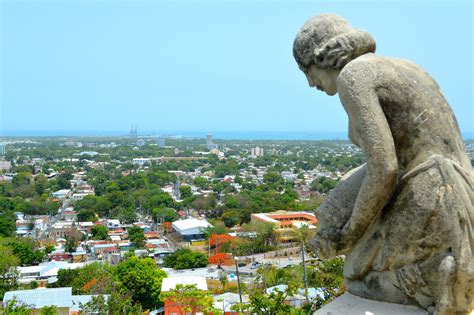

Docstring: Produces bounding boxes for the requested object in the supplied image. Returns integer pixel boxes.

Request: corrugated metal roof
[3,287,72,308]
[172,218,211,232]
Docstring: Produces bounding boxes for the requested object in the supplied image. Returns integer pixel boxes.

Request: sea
[1,130,473,141]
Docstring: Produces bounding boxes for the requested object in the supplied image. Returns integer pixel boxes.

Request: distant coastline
[1,130,473,141]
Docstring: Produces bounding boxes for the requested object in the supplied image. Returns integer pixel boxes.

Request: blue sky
[1,0,472,136]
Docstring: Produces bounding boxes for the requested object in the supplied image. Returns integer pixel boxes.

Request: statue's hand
[314,224,363,259]
[313,227,343,259]
[339,219,366,250]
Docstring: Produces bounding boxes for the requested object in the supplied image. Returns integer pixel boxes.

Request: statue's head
[293,14,376,95]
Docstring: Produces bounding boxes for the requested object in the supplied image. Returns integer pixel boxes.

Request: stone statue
[293,14,473,314]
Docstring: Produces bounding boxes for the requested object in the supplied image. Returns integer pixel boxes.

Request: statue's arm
[336,65,398,249]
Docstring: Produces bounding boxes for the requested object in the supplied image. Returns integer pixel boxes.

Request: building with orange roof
[251,210,317,244]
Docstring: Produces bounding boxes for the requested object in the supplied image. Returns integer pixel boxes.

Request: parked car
[250,262,261,269]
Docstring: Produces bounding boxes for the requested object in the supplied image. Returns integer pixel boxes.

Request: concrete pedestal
[315,292,428,315]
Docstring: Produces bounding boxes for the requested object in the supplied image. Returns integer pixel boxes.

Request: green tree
[159,284,219,315]
[34,174,49,195]
[3,298,33,315]
[49,262,114,295]
[77,209,97,222]
[90,225,109,240]
[127,226,145,248]
[0,212,16,237]
[193,176,209,189]
[163,249,208,270]
[118,207,137,224]
[0,245,19,299]
[179,186,192,199]
[6,238,45,266]
[114,256,167,311]
[310,177,338,193]
[263,172,285,189]
[56,172,73,189]
[12,172,32,188]
[221,210,240,228]
[152,208,179,223]
[147,192,175,209]
[236,285,298,315]
[79,292,143,315]
[40,305,57,315]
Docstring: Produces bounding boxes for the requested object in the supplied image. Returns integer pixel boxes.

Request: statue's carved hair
[293,14,376,70]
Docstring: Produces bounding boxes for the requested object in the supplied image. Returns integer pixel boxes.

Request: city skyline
[1,0,472,135]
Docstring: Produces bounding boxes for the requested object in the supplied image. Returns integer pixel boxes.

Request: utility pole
[262,266,267,290]
[234,254,243,304]
[301,241,309,303]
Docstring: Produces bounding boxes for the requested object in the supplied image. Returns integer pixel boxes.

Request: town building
[3,287,106,315]
[52,189,72,201]
[132,158,151,166]
[250,147,264,158]
[206,133,218,150]
[71,192,94,202]
[0,143,5,155]
[50,221,74,238]
[171,218,212,241]
[251,210,318,244]
[17,261,87,285]
[213,292,250,315]
[157,137,165,147]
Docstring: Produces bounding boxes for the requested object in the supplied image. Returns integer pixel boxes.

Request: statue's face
[302,64,339,96]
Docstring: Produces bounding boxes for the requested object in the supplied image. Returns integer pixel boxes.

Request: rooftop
[161,276,208,292]
[3,287,72,309]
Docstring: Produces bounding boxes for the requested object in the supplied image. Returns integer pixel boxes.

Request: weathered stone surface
[294,14,474,314]
[314,292,428,315]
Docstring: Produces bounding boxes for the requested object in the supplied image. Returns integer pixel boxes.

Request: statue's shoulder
[337,54,379,89]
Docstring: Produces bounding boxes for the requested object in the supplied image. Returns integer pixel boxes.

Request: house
[17,261,87,285]
[61,208,77,221]
[71,251,87,263]
[161,277,208,315]
[71,192,94,202]
[91,243,119,259]
[50,221,74,238]
[106,219,121,230]
[171,218,212,241]
[77,221,94,233]
[16,217,48,238]
[49,252,72,262]
[3,287,107,315]
[3,287,72,315]
[213,292,250,315]
[52,189,72,201]
[266,285,326,308]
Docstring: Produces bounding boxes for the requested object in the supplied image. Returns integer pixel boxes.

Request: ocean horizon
[1,130,473,141]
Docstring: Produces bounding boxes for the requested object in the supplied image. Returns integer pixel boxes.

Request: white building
[132,158,151,166]
[157,137,165,147]
[107,219,121,229]
[250,147,264,158]
[161,276,208,292]
[0,143,5,155]
[72,192,94,201]
[17,261,88,284]
[172,218,212,241]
